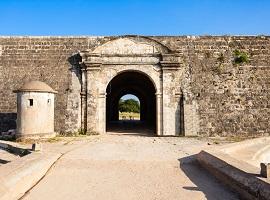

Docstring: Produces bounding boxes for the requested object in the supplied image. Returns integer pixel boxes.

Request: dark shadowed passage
[106,71,156,135]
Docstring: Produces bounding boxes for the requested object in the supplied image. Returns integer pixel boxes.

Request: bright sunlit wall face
[118,94,140,121]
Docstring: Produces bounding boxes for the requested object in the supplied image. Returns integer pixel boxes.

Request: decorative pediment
[80,36,183,70]
[93,38,160,55]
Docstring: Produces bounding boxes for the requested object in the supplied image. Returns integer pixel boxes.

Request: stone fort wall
[0,36,269,136]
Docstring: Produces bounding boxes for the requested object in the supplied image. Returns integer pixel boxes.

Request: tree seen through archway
[119,94,140,120]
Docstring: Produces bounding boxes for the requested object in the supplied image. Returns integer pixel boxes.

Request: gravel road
[22,133,239,200]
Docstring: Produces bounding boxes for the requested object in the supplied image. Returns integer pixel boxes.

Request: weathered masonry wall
[0,37,94,133]
[0,36,269,137]
[152,36,270,136]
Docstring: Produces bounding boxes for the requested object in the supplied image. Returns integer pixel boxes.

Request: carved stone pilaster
[160,53,183,70]
[155,92,163,136]
[80,52,102,71]
[80,64,87,131]
[85,63,102,71]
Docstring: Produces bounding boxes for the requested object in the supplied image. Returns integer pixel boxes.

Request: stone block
[32,143,42,152]
[260,163,270,179]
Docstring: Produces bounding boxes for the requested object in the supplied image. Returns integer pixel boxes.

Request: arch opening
[106,71,156,135]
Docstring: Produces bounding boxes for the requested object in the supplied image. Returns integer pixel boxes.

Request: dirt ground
[21,133,239,200]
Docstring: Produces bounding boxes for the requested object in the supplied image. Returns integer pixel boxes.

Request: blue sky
[0,0,269,36]
[121,94,139,102]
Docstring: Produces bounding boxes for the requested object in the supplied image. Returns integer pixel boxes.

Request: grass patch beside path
[16,133,97,145]
[205,135,262,145]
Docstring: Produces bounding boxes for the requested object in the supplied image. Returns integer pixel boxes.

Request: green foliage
[233,50,249,64]
[119,99,140,113]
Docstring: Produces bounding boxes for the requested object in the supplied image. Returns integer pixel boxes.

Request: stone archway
[106,71,157,134]
[79,36,189,136]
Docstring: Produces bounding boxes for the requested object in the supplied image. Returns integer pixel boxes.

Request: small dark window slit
[29,99,33,106]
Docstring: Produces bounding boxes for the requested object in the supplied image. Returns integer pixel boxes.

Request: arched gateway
[106,71,156,134]
[74,36,198,136]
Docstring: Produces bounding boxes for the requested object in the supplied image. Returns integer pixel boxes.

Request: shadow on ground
[106,120,155,136]
[0,159,10,164]
[179,155,239,200]
[0,142,31,157]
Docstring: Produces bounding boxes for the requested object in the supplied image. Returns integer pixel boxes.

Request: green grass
[119,112,140,120]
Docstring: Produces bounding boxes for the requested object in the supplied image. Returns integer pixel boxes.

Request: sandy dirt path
[22,133,239,200]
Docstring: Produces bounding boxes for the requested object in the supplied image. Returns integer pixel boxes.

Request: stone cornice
[160,61,182,70]
[80,51,182,70]
[160,53,183,70]
[81,52,161,58]
[84,62,102,71]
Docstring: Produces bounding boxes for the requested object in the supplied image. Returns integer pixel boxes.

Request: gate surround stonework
[78,36,197,136]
